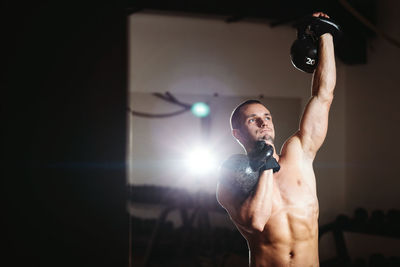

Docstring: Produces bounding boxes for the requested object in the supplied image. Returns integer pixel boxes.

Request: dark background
[4,2,128,267]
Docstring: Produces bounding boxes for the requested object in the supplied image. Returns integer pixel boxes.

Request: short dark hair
[230,99,265,129]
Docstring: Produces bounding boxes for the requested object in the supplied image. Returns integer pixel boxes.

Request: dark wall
[4,2,128,266]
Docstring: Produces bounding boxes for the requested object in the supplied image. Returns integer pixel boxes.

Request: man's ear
[232,128,242,142]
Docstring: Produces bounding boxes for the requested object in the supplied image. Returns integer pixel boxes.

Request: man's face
[233,103,275,150]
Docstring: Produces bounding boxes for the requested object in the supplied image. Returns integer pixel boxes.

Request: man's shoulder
[280,132,302,157]
[280,132,314,165]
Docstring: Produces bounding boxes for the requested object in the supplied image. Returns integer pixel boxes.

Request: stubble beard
[244,134,275,156]
[260,134,274,145]
[240,128,275,151]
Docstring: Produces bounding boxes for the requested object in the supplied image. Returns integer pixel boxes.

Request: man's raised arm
[297,26,337,159]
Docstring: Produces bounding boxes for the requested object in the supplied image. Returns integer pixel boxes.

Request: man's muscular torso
[218,136,320,267]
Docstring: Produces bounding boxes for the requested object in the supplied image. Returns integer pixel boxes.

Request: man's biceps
[303,96,330,118]
[300,113,328,139]
[221,199,243,223]
[219,189,247,220]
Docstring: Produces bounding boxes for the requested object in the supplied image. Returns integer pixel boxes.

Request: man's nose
[257,118,266,127]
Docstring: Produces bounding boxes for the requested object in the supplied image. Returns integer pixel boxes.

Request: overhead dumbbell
[290,15,341,73]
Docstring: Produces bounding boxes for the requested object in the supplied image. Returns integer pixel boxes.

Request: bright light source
[185,147,217,175]
[191,102,210,118]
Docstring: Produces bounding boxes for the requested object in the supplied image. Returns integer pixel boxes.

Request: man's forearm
[239,170,274,232]
[311,34,336,99]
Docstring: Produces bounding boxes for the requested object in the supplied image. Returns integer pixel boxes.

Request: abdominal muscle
[239,178,320,267]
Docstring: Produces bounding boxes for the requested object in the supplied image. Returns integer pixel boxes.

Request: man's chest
[270,160,318,210]
[261,173,319,243]
[266,168,319,241]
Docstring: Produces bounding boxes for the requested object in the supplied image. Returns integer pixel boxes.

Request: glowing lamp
[191,102,210,118]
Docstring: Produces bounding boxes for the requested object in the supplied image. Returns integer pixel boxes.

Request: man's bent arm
[217,169,274,233]
[297,34,336,159]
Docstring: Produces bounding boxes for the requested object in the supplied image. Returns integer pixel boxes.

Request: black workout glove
[247,141,280,173]
[219,141,280,201]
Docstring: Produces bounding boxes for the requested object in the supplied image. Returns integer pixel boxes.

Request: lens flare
[185,147,217,175]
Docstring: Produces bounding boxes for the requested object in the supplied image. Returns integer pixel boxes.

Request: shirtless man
[216,12,336,267]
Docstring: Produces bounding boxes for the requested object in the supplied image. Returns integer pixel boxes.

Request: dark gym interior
[4,0,400,266]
